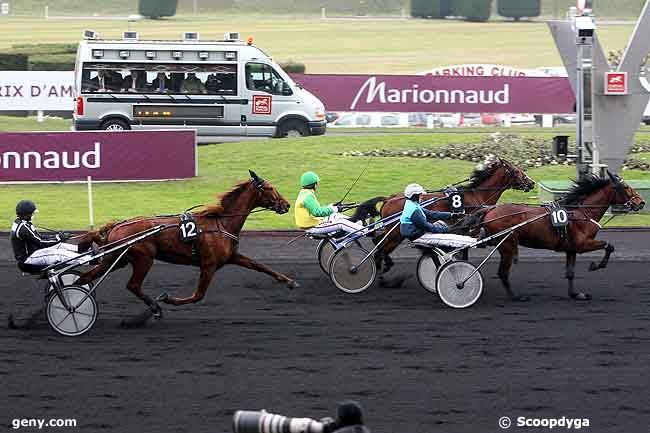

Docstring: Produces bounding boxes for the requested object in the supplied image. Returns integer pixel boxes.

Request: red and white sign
[605,72,628,95]
[252,95,272,115]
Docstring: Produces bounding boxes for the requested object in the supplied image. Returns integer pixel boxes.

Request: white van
[73,31,326,137]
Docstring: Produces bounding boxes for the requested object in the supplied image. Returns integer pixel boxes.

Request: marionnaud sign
[0,130,197,183]
[0,71,75,111]
[291,73,574,113]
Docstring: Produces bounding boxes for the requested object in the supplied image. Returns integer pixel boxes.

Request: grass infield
[1,117,650,230]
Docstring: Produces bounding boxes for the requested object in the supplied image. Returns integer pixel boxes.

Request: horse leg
[497,240,528,302]
[586,241,615,272]
[75,253,128,286]
[565,252,590,301]
[228,253,299,289]
[123,255,164,317]
[159,264,218,306]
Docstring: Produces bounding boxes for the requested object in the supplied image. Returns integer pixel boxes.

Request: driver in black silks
[10,200,78,272]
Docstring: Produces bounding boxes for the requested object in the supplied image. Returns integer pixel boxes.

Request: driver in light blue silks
[400,183,453,241]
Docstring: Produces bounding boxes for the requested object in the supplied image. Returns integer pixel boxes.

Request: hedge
[28,54,76,71]
[497,0,540,20]
[278,61,306,74]
[0,54,29,70]
[8,43,77,56]
[139,0,178,18]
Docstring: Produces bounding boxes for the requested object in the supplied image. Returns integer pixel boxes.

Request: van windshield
[81,63,237,95]
[245,63,292,96]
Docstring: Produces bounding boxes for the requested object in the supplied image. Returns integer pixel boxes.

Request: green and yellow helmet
[300,171,320,188]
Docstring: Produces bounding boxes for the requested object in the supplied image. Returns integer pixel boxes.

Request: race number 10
[550,208,569,227]
[448,193,465,213]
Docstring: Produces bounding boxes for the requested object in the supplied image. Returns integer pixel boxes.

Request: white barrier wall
[0,71,75,111]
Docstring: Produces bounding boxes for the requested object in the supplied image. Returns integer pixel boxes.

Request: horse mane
[196,180,252,217]
[460,159,503,190]
[560,175,611,205]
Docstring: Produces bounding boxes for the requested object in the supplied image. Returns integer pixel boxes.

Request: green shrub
[497,0,540,20]
[454,0,493,22]
[9,43,77,56]
[139,0,178,18]
[279,61,306,74]
[28,54,76,71]
[0,54,29,70]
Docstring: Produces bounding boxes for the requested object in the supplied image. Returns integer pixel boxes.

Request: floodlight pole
[575,7,596,180]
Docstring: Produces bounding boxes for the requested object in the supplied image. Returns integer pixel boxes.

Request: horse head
[499,158,535,192]
[249,170,290,214]
[607,170,645,211]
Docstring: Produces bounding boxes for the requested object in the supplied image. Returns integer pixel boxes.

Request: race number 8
[180,221,198,240]
[550,208,569,227]
[449,193,464,212]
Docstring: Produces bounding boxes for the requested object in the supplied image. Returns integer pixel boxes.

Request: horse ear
[249,169,258,180]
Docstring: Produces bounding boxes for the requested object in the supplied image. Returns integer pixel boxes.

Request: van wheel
[101,119,130,131]
[277,119,309,138]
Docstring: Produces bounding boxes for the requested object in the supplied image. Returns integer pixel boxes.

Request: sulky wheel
[46,285,98,337]
[416,253,442,295]
[329,245,376,294]
[435,260,483,309]
[317,239,336,275]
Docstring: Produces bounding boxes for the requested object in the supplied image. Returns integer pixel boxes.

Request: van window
[245,63,291,96]
[81,63,237,95]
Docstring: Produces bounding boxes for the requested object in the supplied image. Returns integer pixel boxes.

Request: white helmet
[404,183,425,199]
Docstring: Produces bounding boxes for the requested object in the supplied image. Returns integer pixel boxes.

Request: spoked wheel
[435,260,483,309]
[329,245,376,294]
[46,285,98,336]
[416,253,442,295]
[317,239,336,275]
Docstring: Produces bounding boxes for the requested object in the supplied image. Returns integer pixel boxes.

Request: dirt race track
[2,231,650,433]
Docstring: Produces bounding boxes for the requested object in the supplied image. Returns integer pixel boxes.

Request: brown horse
[75,171,294,317]
[472,173,645,301]
[373,158,535,275]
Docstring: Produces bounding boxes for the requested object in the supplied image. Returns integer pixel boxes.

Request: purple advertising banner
[0,130,196,183]
[291,74,575,113]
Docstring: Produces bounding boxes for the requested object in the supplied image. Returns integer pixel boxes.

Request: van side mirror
[282,83,293,96]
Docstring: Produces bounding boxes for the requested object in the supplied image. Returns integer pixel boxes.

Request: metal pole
[87,176,95,229]
[193,0,198,16]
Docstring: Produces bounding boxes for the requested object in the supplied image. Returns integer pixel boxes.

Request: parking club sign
[605,72,628,95]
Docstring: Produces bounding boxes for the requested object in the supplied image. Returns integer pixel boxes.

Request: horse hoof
[156,292,169,303]
[571,292,592,301]
[7,314,17,329]
[512,295,530,302]
[588,262,599,272]
[287,280,300,290]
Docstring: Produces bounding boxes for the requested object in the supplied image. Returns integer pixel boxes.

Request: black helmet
[16,200,37,216]
[336,401,363,427]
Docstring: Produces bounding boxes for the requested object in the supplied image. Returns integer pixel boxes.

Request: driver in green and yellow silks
[295,171,364,234]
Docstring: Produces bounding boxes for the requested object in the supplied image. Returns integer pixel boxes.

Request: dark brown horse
[472,173,645,301]
[373,158,535,274]
[76,171,294,316]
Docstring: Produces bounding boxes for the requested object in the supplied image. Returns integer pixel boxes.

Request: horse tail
[349,196,386,223]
